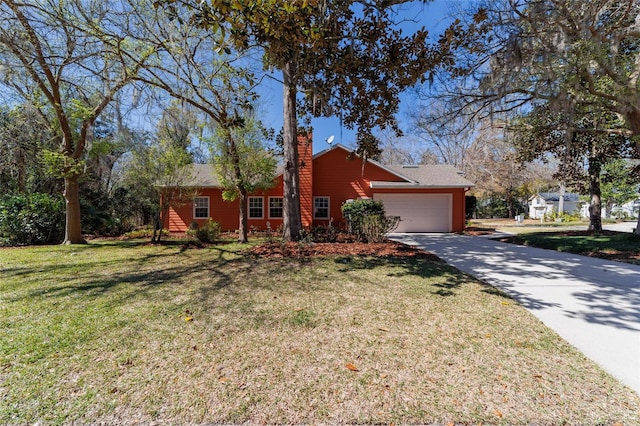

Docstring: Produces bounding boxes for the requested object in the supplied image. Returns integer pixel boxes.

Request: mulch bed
[464,226,497,236]
[247,239,443,261]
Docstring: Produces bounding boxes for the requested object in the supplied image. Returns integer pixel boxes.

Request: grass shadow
[333,254,470,296]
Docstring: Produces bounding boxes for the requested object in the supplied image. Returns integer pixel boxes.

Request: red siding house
[163,136,474,233]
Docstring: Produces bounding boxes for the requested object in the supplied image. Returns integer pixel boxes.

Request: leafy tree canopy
[172,0,438,140]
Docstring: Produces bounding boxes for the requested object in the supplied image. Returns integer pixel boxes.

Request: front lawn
[1,240,638,424]
[496,231,640,265]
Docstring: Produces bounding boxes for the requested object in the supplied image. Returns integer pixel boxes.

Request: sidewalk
[390,233,640,395]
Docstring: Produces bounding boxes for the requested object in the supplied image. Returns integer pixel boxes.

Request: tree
[465,125,539,219]
[601,159,639,218]
[431,0,640,231]
[436,0,640,139]
[123,104,198,242]
[409,99,477,169]
[0,103,58,195]
[511,104,633,231]
[163,0,442,240]
[0,0,152,243]
[120,1,276,243]
[209,116,277,243]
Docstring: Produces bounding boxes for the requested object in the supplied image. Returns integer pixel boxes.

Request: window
[314,196,330,219]
[269,197,283,218]
[193,197,209,219]
[248,196,264,219]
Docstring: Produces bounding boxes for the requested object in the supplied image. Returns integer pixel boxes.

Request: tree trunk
[558,182,565,216]
[151,212,162,243]
[238,189,248,243]
[506,188,514,219]
[587,158,602,233]
[282,62,302,241]
[62,174,86,244]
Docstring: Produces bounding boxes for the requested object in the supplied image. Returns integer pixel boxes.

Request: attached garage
[375,193,452,233]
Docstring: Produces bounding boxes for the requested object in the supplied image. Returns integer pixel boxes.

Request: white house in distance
[528,192,582,219]
[580,199,640,219]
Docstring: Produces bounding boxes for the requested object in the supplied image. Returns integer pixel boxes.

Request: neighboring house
[528,192,581,219]
[611,199,640,218]
[162,135,475,233]
[581,199,640,219]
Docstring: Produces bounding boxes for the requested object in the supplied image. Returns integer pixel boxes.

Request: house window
[248,196,264,219]
[314,196,330,219]
[269,197,283,219]
[193,196,209,219]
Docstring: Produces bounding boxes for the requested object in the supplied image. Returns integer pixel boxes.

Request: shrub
[193,219,221,243]
[122,227,168,240]
[361,214,401,243]
[341,199,398,242]
[309,220,338,243]
[0,193,65,246]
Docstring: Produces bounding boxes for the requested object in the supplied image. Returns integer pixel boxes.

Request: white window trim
[313,196,330,219]
[268,196,284,219]
[248,196,264,220]
[193,196,210,219]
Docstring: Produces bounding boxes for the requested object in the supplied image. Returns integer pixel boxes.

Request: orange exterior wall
[164,144,469,233]
[312,147,403,226]
[165,175,285,233]
[312,146,467,232]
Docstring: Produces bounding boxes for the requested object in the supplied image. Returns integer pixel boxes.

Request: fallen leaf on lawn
[345,363,359,372]
[494,409,503,418]
[485,333,492,338]
[218,376,229,383]
[380,373,388,379]
[184,316,193,322]
[501,301,510,306]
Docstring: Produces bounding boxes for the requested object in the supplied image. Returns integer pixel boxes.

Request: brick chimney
[298,132,313,227]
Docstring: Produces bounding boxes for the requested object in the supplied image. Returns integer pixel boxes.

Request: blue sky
[257,0,465,154]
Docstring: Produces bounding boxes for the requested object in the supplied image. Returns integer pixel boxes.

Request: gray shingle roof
[177,160,474,189]
[384,164,475,188]
[182,164,220,187]
[538,192,581,202]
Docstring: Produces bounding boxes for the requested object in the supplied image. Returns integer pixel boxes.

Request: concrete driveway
[604,221,638,233]
[390,232,640,395]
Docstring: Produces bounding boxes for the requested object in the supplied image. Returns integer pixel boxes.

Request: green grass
[501,232,640,265]
[1,240,639,424]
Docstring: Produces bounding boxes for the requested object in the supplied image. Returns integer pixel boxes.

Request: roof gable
[175,146,475,189]
[313,144,415,183]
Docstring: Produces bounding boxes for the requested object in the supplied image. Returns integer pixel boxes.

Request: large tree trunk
[506,188,514,219]
[62,174,86,244]
[238,190,248,243]
[282,62,302,241]
[587,157,602,233]
[558,182,565,216]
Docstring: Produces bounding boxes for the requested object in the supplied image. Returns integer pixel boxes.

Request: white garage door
[374,193,452,233]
